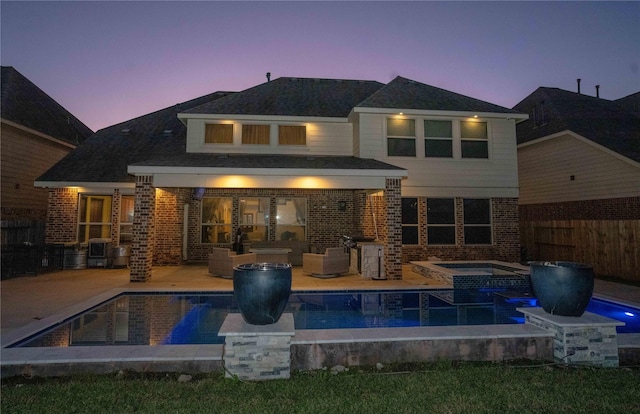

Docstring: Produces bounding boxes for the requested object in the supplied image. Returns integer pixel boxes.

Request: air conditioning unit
[87,238,113,268]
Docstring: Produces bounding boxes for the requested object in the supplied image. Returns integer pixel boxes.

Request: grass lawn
[2,361,639,413]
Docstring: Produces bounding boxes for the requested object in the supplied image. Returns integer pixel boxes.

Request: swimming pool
[9,289,639,348]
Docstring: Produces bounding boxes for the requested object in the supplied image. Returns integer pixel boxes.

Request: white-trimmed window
[78,195,112,242]
[424,120,453,158]
[401,197,419,245]
[242,124,270,145]
[119,195,134,245]
[463,198,492,244]
[387,118,416,156]
[278,125,306,145]
[276,198,306,240]
[239,197,270,241]
[426,198,456,245]
[461,121,488,158]
[201,197,232,243]
[205,124,233,144]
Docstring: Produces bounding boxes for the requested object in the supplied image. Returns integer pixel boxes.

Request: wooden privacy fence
[520,219,639,283]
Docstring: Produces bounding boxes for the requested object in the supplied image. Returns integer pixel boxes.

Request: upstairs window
[461,121,488,158]
[242,125,270,145]
[463,198,492,244]
[401,197,419,245]
[387,118,416,156]
[205,124,233,144]
[426,198,456,245]
[278,125,306,145]
[424,120,453,158]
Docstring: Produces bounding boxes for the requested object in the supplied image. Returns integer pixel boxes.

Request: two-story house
[36,76,527,282]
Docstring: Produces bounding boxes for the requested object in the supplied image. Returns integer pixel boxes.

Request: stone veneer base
[219,313,294,381]
[411,260,531,290]
[518,307,624,367]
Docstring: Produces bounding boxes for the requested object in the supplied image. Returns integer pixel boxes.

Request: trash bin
[233,263,292,325]
[112,245,131,268]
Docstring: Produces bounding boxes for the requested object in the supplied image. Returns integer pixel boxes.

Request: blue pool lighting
[8,289,640,348]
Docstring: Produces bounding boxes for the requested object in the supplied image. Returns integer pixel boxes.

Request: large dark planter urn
[233,263,292,325]
[529,261,595,317]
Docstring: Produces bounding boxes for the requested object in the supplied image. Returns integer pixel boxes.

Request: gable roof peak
[358,75,518,114]
[184,76,384,118]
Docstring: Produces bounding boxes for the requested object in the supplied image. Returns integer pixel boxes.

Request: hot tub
[411,260,531,289]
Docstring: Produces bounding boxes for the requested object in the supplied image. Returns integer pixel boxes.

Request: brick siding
[186,188,361,262]
[402,197,521,263]
[154,188,188,265]
[519,197,640,221]
[45,188,79,244]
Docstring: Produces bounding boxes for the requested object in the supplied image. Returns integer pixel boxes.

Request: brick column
[130,175,155,282]
[110,189,121,244]
[384,178,402,280]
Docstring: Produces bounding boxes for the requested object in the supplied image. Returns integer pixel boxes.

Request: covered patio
[126,154,407,283]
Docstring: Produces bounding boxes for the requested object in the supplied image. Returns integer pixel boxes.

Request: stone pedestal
[518,307,624,367]
[219,313,294,380]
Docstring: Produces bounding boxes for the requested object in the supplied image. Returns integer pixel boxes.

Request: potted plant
[233,263,292,325]
[529,261,594,317]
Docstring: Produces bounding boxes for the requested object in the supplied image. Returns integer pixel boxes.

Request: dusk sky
[2,1,639,132]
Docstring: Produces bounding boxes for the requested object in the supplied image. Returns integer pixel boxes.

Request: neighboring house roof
[36,92,233,183]
[1,66,93,145]
[615,91,640,116]
[513,87,640,163]
[184,77,385,118]
[356,76,520,114]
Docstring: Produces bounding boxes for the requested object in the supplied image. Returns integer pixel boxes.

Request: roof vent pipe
[596,85,600,98]
[577,78,581,94]
[266,72,271,82]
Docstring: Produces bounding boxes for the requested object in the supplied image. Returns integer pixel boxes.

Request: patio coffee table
[249,248,292,264]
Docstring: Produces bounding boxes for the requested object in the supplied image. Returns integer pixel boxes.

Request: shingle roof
[185,77,384,118]
[130,153,404,171]
[356,76,519,114]
[615,91,640,116]
[36,91,233,183]
[1,66,93,145]
[513,87,640,162]
[38,75,521,184]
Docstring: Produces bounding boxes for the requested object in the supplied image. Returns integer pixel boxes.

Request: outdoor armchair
[302,247,350,278]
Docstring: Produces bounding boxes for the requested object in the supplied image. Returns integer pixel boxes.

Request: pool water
[11,289,639,348]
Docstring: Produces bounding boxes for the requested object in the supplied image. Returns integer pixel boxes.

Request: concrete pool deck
[0,264,449,338]
[1,264,639,375]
